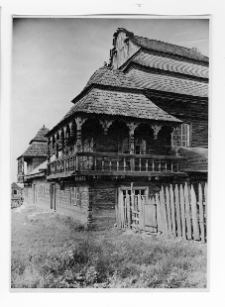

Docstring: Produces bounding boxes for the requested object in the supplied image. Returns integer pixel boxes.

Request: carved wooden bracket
[151,124,162,139]
[75,117,87,130]
[126,122,140,135]
[99,119,114,135]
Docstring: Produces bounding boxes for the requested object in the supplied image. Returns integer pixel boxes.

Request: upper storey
[109,28,209,80]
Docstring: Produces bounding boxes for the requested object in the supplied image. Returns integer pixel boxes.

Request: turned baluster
[102,158,104,171]
[124,157,126,171]
[146,159,148,172]
[94,157,97,170]
[109,159,112,171]
[171,161,174,172]
[159,160,161,172]
[117,159,119,171]
[139,158,141,171]
[177,161,179,172]
[152,159,155,172]
[165,161,167,172]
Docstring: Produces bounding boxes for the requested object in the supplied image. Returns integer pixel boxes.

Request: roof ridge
[112,28,208,63]
[134,34,208,56]
[29,125,49,144]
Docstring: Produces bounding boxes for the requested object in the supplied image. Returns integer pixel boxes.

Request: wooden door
[117,187,145,230]
[143,197,158,233]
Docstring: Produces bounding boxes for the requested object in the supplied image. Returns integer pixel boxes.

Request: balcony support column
[75,117,87,152]
[75,117,87,171]
[127,122,140,171]
[68,121,76,154]
[60,130,65,155]
[55,133,59,159]
[63,126,69,155]
[171,126,180,156]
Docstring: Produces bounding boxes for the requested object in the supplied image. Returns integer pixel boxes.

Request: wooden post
[170,184,176,236]
[204,183,208,238]
[198,184,205,243]
[138,194,144,230]
[184,183,192,240]
[117,189,121,228]
[175,184,182,238]
[165,186,172,235]
[158,187,168,236]
[191,185,200,241]
[180,185,186,239]
[126,194,131,229]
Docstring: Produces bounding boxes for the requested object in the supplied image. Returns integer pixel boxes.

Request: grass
[11,206,207,289]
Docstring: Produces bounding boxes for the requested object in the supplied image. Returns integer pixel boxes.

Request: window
[172,124,190,147]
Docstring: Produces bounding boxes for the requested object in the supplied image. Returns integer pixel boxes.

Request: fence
[117,183,207,243]
[157,183,207,243]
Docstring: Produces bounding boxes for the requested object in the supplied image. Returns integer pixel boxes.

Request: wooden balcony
[47,151,187,179]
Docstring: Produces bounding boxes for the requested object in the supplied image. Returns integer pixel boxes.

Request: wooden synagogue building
[17,28,208,230]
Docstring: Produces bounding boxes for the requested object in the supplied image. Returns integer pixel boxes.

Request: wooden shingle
[126,51,209,79]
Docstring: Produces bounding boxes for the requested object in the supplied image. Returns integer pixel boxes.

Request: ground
[11,204,207,289]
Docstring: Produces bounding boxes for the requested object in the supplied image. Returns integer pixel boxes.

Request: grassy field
[11,205,207,289]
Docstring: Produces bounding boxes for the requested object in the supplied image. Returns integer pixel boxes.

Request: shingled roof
[60,88,181,125]
[11,182,22,190]
[17,126,49,159]
[127,68,208,97]
[29,125,49,144]
[123,50,209,79]
[113,28,209,63]
[72,66,141,103]
[18,142,48,159]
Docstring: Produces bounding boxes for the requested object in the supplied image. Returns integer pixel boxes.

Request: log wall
[89,182,117,229]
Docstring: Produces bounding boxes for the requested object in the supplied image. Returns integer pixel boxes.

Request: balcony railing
[47,152,186,177]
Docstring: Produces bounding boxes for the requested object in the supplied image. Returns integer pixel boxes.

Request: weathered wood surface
[117,183,207,243]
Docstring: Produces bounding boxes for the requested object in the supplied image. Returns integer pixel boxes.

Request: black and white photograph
[11,17,209,289]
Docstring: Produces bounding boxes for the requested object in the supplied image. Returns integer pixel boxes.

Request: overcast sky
[11,17,209,182]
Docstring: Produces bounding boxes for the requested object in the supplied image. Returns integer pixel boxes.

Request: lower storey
[23,174,207,229]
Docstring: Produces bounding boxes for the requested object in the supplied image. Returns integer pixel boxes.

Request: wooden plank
[198,184,205,243]
[180,185,186,240]
[184,183,192,240]
[191,185,200,241]
[144,198,157,230]
[158,187,168,236]
[165,186,172,235]
[204,183,207,238]
[170,185,176,236]
[138,194,144,230]
[124,197,126,228]
[119,191,123,228]
[156,192,162,233]
[126,194,131,229]
[175,184,182,238]
[118,190,122,228]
